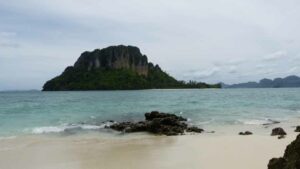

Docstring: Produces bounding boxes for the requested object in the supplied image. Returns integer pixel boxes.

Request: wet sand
[0,131,297,169]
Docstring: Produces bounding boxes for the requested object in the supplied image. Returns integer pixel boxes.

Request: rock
[239,131,253,135]
[145,111,187,121]
[147,117,187,136]
[268,158,287,169]
[109,111,202,136]
[295,126,300,132]
[271,127,287,136]
[186,126,204,133]
[268,134,300,169]
[278,135,285,139]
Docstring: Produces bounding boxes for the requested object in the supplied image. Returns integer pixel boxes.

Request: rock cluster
[268,134,300,169]
[109,111,204,136]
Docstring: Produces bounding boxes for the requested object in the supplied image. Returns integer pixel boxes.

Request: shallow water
[0,88,300,136]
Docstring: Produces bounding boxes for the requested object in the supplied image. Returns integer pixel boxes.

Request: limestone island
[43,45,220,91]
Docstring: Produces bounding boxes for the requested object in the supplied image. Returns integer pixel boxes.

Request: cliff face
[74,45,148,76]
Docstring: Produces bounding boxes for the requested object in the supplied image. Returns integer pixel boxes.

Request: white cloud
[262,51,287,61]
[0,31,19,48]
[228,66,237,74]
[287,67,298,74]
[186,67,221,79]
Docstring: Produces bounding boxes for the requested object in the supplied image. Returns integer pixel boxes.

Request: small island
[43,45,220,91]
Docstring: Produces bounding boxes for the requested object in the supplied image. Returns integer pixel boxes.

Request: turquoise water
[0,89,300,136]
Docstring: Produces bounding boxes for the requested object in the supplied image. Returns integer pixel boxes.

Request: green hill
[43,45,220,91]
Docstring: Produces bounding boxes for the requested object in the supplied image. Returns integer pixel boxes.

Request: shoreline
[0,127,298,169]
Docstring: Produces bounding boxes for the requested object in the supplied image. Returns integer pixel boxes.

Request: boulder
[271,127,287,136]
[268,134,300,169]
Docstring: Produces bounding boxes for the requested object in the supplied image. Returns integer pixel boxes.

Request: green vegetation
[43,64,220,91]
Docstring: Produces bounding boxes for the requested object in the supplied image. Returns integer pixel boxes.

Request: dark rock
[239,131,253,135]
[186,126,204,133]
[268,158,287,169]
[271,127,287,136]
[110,122,133,131]
[145,111,187,121]
[147,118,186,136]
[295,126,300,132]
[109,111,201,136]
[268,134,300,169]
[278,135,285,139]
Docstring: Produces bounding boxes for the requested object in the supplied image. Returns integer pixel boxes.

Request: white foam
[80,125,102,130]
[196,119,214,125]
[32,126,65,134]
[239,118,280,125]
[31,123,111,134]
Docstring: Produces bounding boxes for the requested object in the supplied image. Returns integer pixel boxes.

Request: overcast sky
[1,0,300,90]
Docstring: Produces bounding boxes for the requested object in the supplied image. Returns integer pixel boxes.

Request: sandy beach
[0,129,297,169]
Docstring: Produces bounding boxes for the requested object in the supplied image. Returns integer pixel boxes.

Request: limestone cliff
[74,45,148,76]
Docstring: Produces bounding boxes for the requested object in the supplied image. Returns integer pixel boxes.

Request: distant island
[222,75,300,88]
[43,45,220,91]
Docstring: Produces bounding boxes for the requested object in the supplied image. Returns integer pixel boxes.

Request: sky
[1,0,300,90]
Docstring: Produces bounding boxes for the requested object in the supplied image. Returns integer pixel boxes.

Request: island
[43,45,220,91]
[222,75,300,88]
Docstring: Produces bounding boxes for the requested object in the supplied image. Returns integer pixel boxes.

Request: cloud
[0,31,19,48]
[186,67,221,79]
[262,50,287,61]
[228,66,237,74]
[1,0,300,89]
[287,66,298,74]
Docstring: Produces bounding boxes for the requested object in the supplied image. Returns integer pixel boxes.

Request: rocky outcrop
[109,111,204,136]
[268,134,300,169]
[74,45,148,76]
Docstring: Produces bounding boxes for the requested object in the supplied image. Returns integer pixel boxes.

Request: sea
[0,88,300,137]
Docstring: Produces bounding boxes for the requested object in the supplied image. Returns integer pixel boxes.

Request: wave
[238,118,280,125]
[30,122,115,134]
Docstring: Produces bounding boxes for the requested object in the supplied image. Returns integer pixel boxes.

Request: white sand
[0,131,297,169]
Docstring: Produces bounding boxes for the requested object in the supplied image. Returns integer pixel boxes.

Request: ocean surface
[0,88,300,137]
